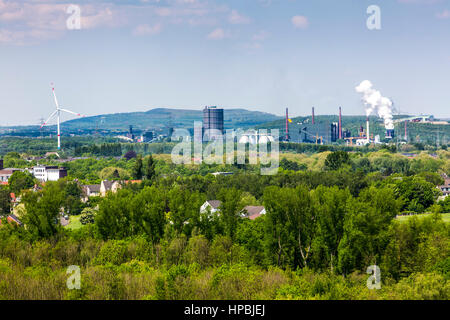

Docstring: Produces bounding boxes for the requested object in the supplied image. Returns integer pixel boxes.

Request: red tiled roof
[6,214,22,226]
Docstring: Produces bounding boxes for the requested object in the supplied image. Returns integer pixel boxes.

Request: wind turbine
[41,83,85,150]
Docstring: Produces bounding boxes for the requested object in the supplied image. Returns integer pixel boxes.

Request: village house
[82,184,101,202]
[200,201,266,221]
[200,200,222,215]
[100,180,122,197]
[0,168,22,183]
[437,177,450,199]
[82,180,141,201]
[0,214,23,227]
[240,206,266,220]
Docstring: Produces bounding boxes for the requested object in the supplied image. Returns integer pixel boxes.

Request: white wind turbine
[41,83,85,150]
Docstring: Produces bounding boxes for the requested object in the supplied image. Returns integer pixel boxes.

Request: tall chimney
[338,107,342,139]
[285,108,289,141]
[366,116,370,143]
[312,107,315,125]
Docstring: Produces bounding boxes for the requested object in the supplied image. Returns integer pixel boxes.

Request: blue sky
[1,0,449,126]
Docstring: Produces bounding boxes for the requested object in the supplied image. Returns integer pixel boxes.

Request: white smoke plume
[355,80,394,130]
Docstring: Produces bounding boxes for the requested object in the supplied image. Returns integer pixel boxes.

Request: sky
[1,0,450,126]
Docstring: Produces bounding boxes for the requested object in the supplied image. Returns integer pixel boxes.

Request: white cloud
[436,9,450,19]
[291,15,309,29]
[133,23,162,36]
[0,0,228,45]
[228,9,250,24]
[0,1,122,45]
[207,28,228,40]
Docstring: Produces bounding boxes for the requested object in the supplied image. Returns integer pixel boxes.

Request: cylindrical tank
[203,106,224,141]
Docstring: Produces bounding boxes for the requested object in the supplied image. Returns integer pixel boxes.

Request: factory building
[289,122,339,144]
[203,106,224,141]
[283,107,342,145]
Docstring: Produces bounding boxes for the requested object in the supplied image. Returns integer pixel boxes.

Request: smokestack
[366,116,370,143]
[285,107,289,141]
[312,107,315,125]
[339,107,342,139]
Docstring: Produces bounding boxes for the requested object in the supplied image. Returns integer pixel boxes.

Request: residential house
[82,184,101,202]
[437,177,450,199]
[240,206,266,220]
[200,200,222,215]
[0,168,23,183]
[211,172,234,177]
[100,180,121,197]
[0,214,23,227]
[10,193,20,208]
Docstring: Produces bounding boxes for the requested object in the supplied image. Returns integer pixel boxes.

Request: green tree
[389,176,440,213]
[218,188,242,240]
[310,186,351,271]
[8,171,35,194]
[0,188,11,216]
[21,182,64,239]
[167,186,204,236]
[63,180,84,215]
[324,151,350,171]
[337,187,402,275]
[95,189,134,239]
[130,186,167,243]
[132,155,143,180]
[144,154,156,181]
[263,186,314,268]
[80,207,96,225]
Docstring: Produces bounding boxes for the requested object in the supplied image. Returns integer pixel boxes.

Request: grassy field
[396,212,450,223]
[65,215,83,230]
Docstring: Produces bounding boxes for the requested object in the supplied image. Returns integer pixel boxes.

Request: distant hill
[60,108,282,131]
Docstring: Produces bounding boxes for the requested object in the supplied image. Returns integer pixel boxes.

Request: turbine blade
[40,110,58,128]
[60,108,85,117]
[51,85,60,109]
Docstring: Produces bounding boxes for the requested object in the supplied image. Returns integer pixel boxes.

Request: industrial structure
[283,107,342,145]
[238,130,275,144]
[202,106,224,141]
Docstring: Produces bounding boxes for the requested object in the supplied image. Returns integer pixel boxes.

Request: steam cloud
[355,80,394,130]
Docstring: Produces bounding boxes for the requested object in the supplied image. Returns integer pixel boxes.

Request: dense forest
[0,147,449,300]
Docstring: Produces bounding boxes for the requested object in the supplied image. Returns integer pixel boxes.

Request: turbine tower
[41,83,85,150]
